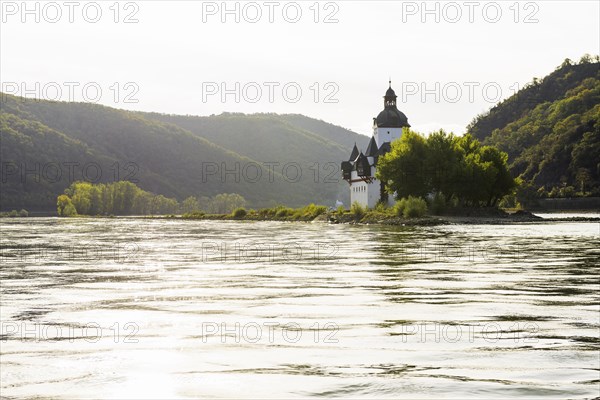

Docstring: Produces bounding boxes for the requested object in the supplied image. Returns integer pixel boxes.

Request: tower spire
[384,79,397,108]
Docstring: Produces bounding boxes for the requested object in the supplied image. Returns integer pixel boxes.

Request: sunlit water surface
[533,212,600,219]
[1,218,599,399]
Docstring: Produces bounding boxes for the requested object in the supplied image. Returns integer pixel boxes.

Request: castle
[341,82,410,208]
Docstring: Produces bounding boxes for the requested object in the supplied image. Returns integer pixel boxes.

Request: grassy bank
[178,201,561,225]
[182,204,329,222]
[40,199,599,225]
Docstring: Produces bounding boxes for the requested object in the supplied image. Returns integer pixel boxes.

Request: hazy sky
[1,0,598,136]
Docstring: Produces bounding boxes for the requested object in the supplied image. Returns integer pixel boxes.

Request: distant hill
[144,112,369,172]
[0,94,368,211]
[467,57,600,197]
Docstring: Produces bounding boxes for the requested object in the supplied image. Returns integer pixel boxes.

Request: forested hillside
[146,112,369,163]
[0,94,367,211]
[467,56,600,197]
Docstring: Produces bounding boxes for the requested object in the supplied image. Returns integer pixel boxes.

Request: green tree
[59,181,181,216]
[89,184,104,215]
[132,191,153,214]
[57,194,76,216]
[478,146,517,206]
[377,130,430,198]
[210,193,247,214]
[425,130,462,201]
[182,196,200,213]
[575,168,593,194]
[70,182,93,215]
[378,131,516,207]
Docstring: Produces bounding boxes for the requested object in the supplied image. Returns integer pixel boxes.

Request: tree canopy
[376,130,516,207]
[57,181,247,216]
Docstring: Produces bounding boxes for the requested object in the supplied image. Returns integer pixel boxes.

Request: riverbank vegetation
[52,180,437,222]
[56,181,248,217]
[182,203,329,222]
[0,209,28,217]
[50,181,597,224]
[377,130,517,208]
[54,181,332,221]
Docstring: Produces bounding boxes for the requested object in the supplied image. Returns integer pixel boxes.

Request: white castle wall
[349,179,379,208]
[373,127,403,147]
[349,167,396,209]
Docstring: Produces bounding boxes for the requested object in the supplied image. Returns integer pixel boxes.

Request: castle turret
[373,81,410,147]
[342,81,411,209]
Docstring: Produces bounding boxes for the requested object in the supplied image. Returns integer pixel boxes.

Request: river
[1,218,599,399]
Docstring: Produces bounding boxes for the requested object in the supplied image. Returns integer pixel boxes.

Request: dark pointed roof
[365,136,378,157]
[349,143,359,161]
[377,82,410,128]
[355,151,367,164]
[385,80,397,99]
[355,152,371,177]
[373,142,392,166]
[377,142,391,156]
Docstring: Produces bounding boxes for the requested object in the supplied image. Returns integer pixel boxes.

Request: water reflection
[0,218,599,398]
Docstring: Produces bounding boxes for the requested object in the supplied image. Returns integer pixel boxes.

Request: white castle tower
[341,81,410,208]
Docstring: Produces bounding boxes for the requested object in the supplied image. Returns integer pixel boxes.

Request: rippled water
[1,218,599,399]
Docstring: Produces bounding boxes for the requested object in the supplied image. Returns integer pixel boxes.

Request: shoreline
[156,212,600,225]
[2,212,599,226]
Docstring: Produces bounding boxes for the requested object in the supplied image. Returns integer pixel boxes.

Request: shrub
[336,205,345,215]
[275,207,292,218]
[301,203,327,219]
[374,202,387,213]
[394,196,428,218]
[393,199,406,217]
[350,201,365,218]
[231,207,247,218]
[428,193,446,215]
[258,208,273,217]
[8,210,18,217]
[400,196,428,218]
